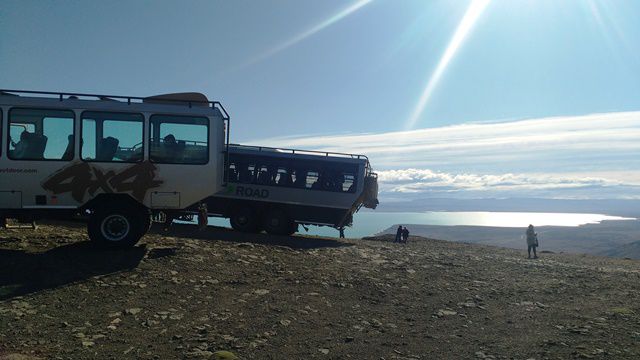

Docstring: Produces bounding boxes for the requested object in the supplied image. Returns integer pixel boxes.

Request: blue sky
[2,0,640,199]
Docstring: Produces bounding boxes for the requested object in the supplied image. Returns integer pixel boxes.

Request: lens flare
[239,0,374,68]
[405,0,491,130]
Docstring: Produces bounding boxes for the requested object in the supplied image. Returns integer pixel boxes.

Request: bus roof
[229,143,369,165]
[0,89,229,119]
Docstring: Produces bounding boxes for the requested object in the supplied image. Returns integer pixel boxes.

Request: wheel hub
[101,214,130,242]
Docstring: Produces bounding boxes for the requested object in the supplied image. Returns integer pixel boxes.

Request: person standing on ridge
[526,224,538,259]
[402,226,410,244]
[395,225,403,243]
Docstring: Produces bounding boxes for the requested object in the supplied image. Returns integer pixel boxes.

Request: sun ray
[405,0,491,130]
[238,0,374,69]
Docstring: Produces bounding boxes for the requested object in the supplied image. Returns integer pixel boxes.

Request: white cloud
[253,111,640,169]
[249,111,640,199]
[377,168,635,195]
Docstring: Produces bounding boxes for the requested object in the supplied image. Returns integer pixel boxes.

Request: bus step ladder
[2,218,38,230]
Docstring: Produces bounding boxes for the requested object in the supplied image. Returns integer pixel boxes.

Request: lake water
[207,211,636,239]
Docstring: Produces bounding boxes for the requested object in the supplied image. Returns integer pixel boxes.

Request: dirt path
[1,222,640,359]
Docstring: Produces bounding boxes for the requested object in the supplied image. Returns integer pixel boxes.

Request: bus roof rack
[0,89,230,119]
[230,143,369,161]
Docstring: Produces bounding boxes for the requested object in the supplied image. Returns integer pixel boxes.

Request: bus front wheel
[230,207,258,233]
[88,206,145,248]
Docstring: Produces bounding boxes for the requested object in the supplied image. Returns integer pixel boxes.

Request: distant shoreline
[371,198,640,219]
[377,219,640,259]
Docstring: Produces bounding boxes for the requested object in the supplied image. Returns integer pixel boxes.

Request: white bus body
[0,90,228,247]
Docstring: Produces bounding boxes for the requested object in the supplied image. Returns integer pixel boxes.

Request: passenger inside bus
[277,169,293,186]
[10,131,48,160]
[96,136,119,161]
[293,169,307,188]
[256,166,270,185]
[10,131,31,159]
[334,173,346,192]
[62,135,75,160]
[162,134,185,162]
[238,163,252,183]
[311,175,323,190]
[228,165,238,182]
[27,134,47,159]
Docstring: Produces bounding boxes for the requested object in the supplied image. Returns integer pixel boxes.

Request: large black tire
[230,207,259,233]
[88,206,146,248]
[262,208,293,235]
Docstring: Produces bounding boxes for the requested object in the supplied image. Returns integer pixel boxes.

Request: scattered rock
[125,308,142,315]
[435,309,458,317]
[185,349,214,358]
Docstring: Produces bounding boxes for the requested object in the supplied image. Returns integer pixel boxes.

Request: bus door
[147,114,218,209]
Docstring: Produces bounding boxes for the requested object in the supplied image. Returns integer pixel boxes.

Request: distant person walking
[526,224,538,259]
[198,202,208,231]
[394,225,403,243]
[402,227,410,244]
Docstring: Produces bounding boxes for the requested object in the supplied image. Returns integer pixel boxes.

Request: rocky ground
[1,221,640,359]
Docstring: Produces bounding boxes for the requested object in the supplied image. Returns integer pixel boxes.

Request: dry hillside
[1,222,640,359]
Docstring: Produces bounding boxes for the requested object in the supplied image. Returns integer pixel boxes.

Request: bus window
[307,171,320,189]
[150,115,208,164]
[230,154,256,184]
[8,108,74,161]
[343,173,356,193]
[227,163,238,182]
[255,164,271,185]
[236,162,254,184]
[44,117,74,160]
[81,112,143,162]
[275,167,293,186]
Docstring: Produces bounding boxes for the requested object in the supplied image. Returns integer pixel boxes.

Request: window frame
[148,114,210,165]
[7,107,76,162]
[80,110,145,164]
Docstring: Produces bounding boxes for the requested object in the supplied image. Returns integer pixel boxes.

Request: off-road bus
[0,89,379,246]
[200,144,379,236]
[0,89,229,247]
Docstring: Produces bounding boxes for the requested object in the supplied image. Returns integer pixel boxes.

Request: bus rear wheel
[230,207,258,233]
[263,209,294,235]
[88,206,145,248]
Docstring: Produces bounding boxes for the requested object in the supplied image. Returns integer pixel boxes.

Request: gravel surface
[1,221,640,359]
